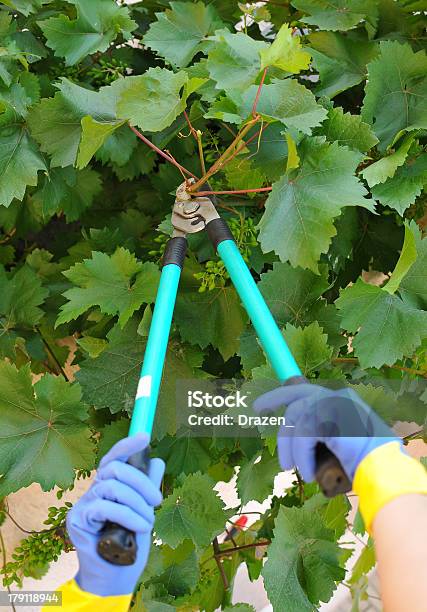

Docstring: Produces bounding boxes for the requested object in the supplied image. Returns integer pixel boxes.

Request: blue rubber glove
[66,433,165,597]
[253,383,399,482]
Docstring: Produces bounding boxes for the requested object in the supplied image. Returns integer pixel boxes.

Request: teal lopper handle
[129,262,182,437]
[217,239,301,381]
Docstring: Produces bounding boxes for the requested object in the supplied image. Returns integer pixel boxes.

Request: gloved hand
[67,433,165,597]
[253,383,398,482]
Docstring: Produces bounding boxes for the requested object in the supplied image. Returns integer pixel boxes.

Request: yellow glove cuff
[353,441,427,533]
[46,579,132,611]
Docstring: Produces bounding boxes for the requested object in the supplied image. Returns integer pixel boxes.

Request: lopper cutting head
[171,181,219,238]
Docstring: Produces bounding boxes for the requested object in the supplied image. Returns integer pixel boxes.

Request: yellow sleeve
[42,579,132,612]
[353,441,427,533]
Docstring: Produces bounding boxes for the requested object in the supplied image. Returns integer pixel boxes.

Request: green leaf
[371,153,427,214]
[98,417,129,459]
[1,0,52,16]
[77,117,126,169]
[361,134,414,187]
[56,248,160,328]
[262,500,346,612]
[309,31,377,98]
[0,263,48,327]
[362,41,427,150]
[285,132,300,172]
[384,224,417,295]
[117,68,193,133]
[400,224,427,309]
[224,157,265,192]
[156,434,212,477]
[240,79,327,135]
[77,336,108,358]
[76,325,196,438]
[258,262,329,327]
[144,1,223,68]
[284,321,333,375]
[349,541,375,586]
[257,138,371,272]
[27,78,119,167]
[0,125,45,207]
[38,0,137,66]
[207,30,266,93]
[175,287,247,361]
[0,363,94,496]
[33,166,102,222]
[155,472,229,550]
[260,24,311,73]
[236,450,279,504]
[320,106,378,153]
[336,278,427,368]
[292,0,377,31]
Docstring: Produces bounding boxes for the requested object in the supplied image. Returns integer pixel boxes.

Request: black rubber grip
[97,446,151,565]
[206,218,234,251]
[162,237,187,268]
[284,376,352,498]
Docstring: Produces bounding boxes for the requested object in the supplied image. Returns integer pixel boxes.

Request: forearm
[353,442,427,611]
[373,494,427,612]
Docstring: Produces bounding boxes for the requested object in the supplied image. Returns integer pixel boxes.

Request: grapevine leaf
[76,324,196,438]
[260,24,311,73]
[351,383,427,427]
[309,31,377,98]
[175,287,247,361]
[349,541,375,586]
[224,157,265,192]
[336,278,427,368]
[155,472,229,550]
[98,418,129,460]
[38,0,137,66]
[371,154,427,214]
[206,30,267,93]
[362,41,427,150]
[361,134,414,187]
[320,106,378,153]
[400,224,427,309]
[258,262,329,327]
[117,68,196,133]
[0,125,45,207]
[0,363,94,496]
[262,501,346,612]
[96,124,137,166]
[33,166,102,222]
[0,263,48,327]
[1,0,52,16]
[257,138,371,272]
[384,224,417,295]
[236,450,279,505]
[155,434,212,478]
[77,117,127,169]
[27,78,120,167]
[240,79,327,135]
[291,0,377,31]
[144,1,223,68]
[284,321,333,375]
[56,248,160,328]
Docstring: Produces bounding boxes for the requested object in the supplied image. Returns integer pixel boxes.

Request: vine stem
[215,540,271,557]
[0,529,16,612]
[213,538,229,589]
[35,326,69,382]
[332,357,427,378]
[188,116,260,193]
[252,68,268,117]
[4,503,34,535]
[128,124,198,180]
[193,187,273,197]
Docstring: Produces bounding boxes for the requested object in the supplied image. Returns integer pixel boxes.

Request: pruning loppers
[97,181,351,566]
